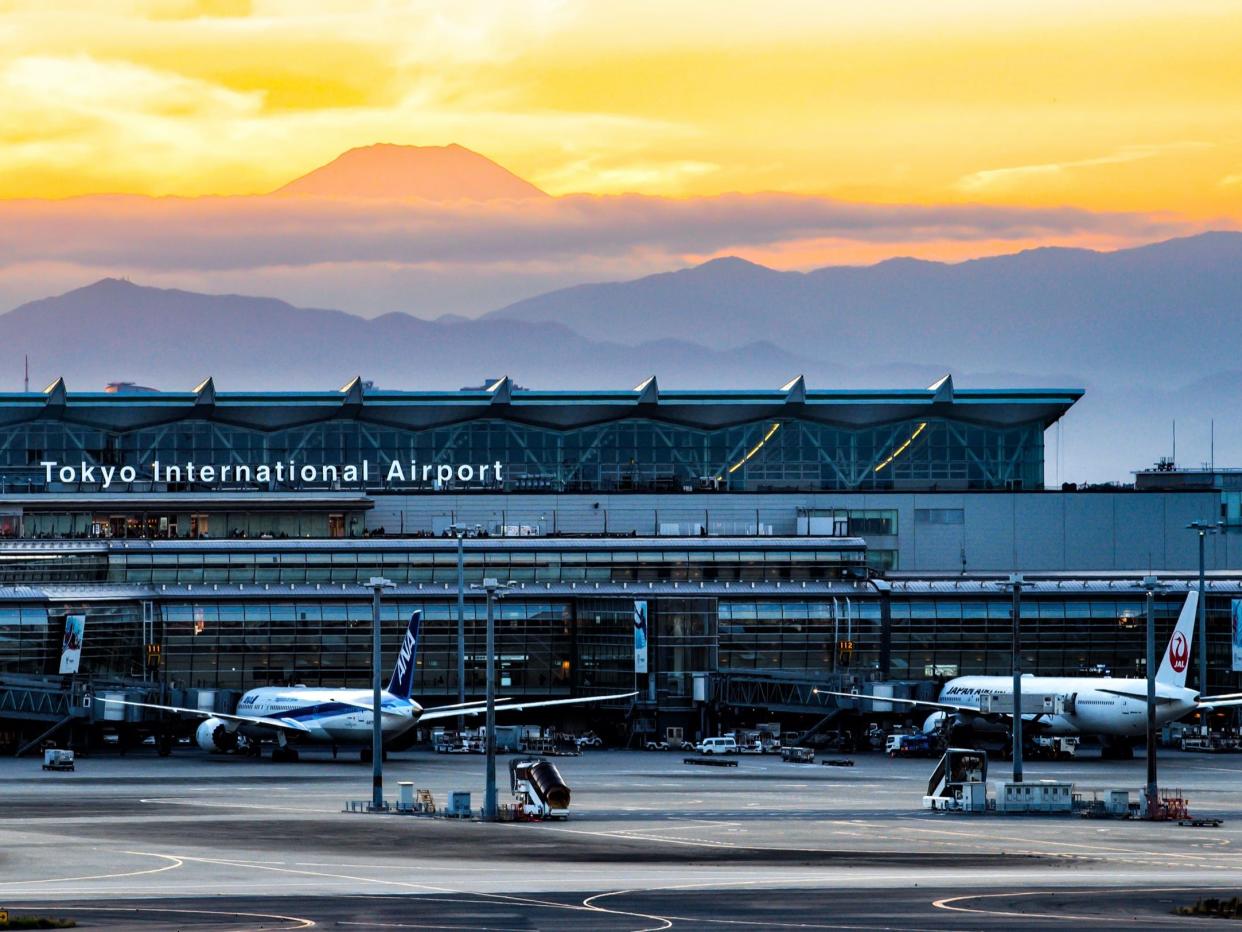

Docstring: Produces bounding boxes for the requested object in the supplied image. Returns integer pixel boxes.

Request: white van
[695,736,738,755]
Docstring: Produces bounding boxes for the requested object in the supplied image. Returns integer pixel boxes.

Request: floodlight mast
[1187,521,1222,734]
[1001,574,1025,784]
[1142,574,1165,819]
[471,577,514,821]
[367,576,396,811]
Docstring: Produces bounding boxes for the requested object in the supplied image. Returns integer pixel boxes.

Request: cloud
[955,143,1212,194]
[0,191,1189,275]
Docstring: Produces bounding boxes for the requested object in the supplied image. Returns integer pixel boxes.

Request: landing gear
[1101,740,1135,760]
[157,734,173,757]
[360,748,388,763]
[272,746,300,763]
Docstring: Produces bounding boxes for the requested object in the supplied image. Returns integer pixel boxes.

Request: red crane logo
[1169,631,1189,673]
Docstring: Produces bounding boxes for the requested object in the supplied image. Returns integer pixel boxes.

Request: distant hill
[274,143,546,200]
[487,231,1242,384]
[0,278,842,393]
[2,276,1238,483]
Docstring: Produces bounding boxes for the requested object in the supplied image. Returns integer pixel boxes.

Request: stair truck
[509,756,572,820]
[923,747,989,812]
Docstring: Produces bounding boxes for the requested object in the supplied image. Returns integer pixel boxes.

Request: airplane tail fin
[1156,592,1198,688]
[386,611,421,699]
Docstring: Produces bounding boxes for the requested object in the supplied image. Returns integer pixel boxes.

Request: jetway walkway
[714,672,870,715]
[714,671,939,718]
[0,674,237,755]
[0,675,86,724]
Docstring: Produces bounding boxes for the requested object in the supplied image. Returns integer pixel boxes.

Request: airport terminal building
[1,377,1240,745]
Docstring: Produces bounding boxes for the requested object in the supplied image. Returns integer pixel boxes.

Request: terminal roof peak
[43,377,67,405]
[634,376,659,404]
[193,377,216,405]
[339,376,365,405]
[488,376,513,404]
[928,374,955,403]
[781,375,807,404]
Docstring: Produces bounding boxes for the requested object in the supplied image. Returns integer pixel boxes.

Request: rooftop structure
[0,375,1081,495]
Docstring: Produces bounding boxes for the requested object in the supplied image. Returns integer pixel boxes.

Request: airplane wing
[95,697,311,733]
[418,691,638,723]
[418,698,512,714]
[1198,697,1242,709]
[811,688,985,716]
[1199,691,1242,703]
[332,696,514,716]
[324,696,443,717]
[1096,688,1178,705]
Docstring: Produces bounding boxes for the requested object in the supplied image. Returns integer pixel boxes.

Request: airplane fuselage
[939,675,1198,738]
[233,686,424,746]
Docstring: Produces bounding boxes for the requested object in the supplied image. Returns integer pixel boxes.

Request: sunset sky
[1,0,1239,313]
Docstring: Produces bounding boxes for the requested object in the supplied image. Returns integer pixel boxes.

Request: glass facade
[3,592,1237,699]
[0,542,868,587]
[0,415,1046,494]
[161,600,573,695]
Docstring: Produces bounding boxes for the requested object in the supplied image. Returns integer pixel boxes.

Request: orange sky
[0,1,1239,273]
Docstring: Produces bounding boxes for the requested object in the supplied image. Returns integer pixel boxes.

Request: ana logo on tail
[386,611,421,699]
[1168,631,1189,673]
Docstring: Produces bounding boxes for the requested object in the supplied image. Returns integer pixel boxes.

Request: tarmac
[2,746,1242,929]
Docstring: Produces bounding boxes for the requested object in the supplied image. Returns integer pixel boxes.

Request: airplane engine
[196,718,238,752]
[923,711,947,734]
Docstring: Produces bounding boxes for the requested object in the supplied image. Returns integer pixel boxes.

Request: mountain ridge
[486,230,1242,384]
[273,143,547,200]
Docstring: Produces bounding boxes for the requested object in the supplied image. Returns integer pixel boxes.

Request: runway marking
[932,885,1220,924]
[893,819,1239,863]
[583,878,950,931]
[0,849,183,887]
[5,903,315,930]
[152,851,670,927]
[140,796,332,814]
[339,922,526,931]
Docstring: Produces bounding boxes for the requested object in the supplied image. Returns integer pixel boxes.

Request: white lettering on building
[42,458,506,490]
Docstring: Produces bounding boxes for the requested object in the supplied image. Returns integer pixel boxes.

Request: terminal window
[914,508,965,525]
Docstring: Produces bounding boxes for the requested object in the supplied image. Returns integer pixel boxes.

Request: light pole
[455,528,466,732]
[1142,574,1165,819]
[1188,521,1222,733]
[471,577,514,821]
[1002,574,1025,783]
[367,576,396,811]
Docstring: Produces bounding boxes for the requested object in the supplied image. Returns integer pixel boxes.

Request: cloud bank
[0,191,1197,317]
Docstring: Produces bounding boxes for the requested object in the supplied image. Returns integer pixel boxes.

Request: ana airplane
[99,612,636,762]
[816,592,1242,755]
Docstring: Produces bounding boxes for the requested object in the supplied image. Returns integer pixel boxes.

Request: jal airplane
[100,612,636,762]
[816,592,1242,751]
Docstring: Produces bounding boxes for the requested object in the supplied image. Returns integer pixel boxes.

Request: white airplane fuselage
[938,675,1199,738]
[233,686,423,746]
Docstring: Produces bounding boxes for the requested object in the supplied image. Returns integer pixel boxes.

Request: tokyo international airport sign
[38,459,506,490]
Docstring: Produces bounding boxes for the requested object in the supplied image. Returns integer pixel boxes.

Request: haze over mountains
[0,143,1236,483]
[0,277,844,394]
[489,232,1242,386]
[0,141,1194,318]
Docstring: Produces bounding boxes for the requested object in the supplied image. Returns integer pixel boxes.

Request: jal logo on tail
[1168,631,1189,673]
